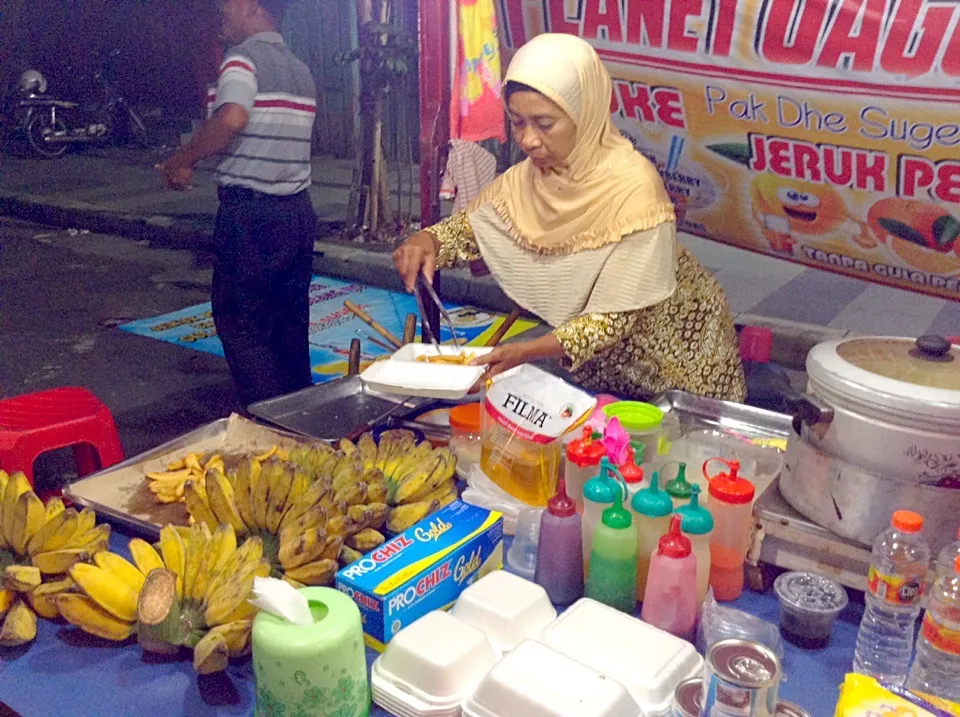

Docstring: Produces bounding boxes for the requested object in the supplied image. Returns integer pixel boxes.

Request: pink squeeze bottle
[535,478,585,605]
[640,514,698,641]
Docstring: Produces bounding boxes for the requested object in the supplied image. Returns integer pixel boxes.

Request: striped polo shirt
[207,32,316,195]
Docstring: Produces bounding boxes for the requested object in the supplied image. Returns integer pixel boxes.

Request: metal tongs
[415,272,463,355]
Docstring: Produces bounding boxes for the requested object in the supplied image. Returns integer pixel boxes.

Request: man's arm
[156,105,249,190]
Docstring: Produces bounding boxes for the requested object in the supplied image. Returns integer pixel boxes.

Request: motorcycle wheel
[26,113,69,158]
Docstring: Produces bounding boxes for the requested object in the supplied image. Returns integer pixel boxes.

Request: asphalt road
[0,216,238,494]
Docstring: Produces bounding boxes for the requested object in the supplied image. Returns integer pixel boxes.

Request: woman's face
[507,90,577,171]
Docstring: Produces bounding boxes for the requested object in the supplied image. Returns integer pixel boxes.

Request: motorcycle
[3,50,149,158]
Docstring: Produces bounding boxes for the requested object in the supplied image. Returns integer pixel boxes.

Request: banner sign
[497,0,960,300]
[121,276,537,383]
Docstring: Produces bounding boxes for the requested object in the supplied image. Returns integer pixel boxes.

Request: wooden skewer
[485,307,523,347]
[402,313,417,345]
[347,338,361,376]
[368,335,394,352]
[344,300,402,349]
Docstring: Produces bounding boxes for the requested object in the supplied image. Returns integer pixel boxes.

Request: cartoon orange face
[750,175,847,236]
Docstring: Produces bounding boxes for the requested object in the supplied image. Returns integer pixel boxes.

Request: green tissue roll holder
[253,586,370,717]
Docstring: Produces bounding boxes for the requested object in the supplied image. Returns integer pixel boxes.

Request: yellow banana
[346,529,386,553]
[279,506,327,548]
[57,593,134,641]
[94,552,146,594]
[343,504,377,536]
[0,471,8,509]
[70,509,97,545]
[192,630,229,674]
[26,576,73,619]
[158,525,186,599]
[205,469,246,535]
[390,441,435,486]
[204,561,269,626]
[339,545,364,567]
[406,478,458,507]
[321,536,344,563]
[44,497,65,521]
[208,523,238,574]
[205,536,263,602]
[70,523,111,552]
[252,459,279,529]
[193,524,236,603]
[0,599,37,647]
[283,558,338,586]
[365,502,389,531]
[278,527,327,571]
[281,476,331,531]
[70,563,139,622]
[366,480,388,504]
[29,508,78,555]
[1,472,31,546]
[264,465,294,535]
[184,480,219,531]
[230,458,256,531]
[32,548,91,575]
[387,500,440,533]
[357,432,378,472]
[394,452,448,505]
[182,524,209,605]
[4,565,41,592]
[283,472,310,522]
[11,491,45,556]
[334,481,368,507]
[207,619,253,657]
[216,596,257,625]
[128,538,165,576]
[332,455,365,494]
[0,588,15,617]
[254,445,278,462]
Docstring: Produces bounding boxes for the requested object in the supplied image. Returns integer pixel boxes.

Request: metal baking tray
[650,390,793,441]
[248,375,426,441]
[64,415,307,539]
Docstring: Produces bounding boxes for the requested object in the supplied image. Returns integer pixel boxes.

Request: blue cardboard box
[335,501,504,650]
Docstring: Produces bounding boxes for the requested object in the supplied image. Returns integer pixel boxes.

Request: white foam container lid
[537,598,703,717]
[360,344,493,399]
[451,570,557,653]
[372,610,499,716]
[463,639,643,717]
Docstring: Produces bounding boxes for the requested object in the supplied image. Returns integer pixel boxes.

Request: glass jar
[449,402,482,477]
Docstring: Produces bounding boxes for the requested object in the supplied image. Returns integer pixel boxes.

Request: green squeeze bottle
[585,488,639,613]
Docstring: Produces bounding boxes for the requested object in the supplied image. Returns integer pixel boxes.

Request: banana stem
[137,569,190,652]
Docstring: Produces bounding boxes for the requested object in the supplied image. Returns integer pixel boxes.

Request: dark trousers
[211,186,316,407]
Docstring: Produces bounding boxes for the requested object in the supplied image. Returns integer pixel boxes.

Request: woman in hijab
[394,34,746,401]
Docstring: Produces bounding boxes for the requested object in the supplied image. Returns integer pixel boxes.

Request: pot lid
[807,335,960,424]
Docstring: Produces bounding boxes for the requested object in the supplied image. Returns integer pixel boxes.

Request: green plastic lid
[676,485,714,535]
[602,487,632,530]
[631,471,673,517]
[602,401,664,433]
[665,462,693,500]
[583,457,623,504]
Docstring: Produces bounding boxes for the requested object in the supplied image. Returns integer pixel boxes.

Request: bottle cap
[657,514,691,558]
[619,445,644,485]
[547,478,576,518]
[705,458,755,505]
[583,457,623,504]
[449,402,482,433]
[631,470,674,518]
[602,401,664,432]
[566,426,606,468]
[676,485,714,535]
[891,510,923,533]
[665,462,692,500]
[601,487,632,530]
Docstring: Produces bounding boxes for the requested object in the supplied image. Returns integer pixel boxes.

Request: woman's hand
[469,334,565,391]
[393,231,440,292]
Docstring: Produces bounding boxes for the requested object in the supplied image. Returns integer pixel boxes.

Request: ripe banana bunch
[183,449,390,588]
[0,470,108,647]
[58,522,266,674]
[373,430,458,533]
[146,445,287,505]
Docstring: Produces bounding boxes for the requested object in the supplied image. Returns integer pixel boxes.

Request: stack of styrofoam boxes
[371,570,704,717]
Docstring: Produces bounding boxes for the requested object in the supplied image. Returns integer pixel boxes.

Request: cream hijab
[465,34,678,327]
[468,33,675,255]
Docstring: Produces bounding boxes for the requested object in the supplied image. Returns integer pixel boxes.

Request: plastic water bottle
[852,510,931,685]
[906,556,960,701]
[935,528,960,579]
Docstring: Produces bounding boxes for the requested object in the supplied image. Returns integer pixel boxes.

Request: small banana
[278,527,327,571]
[357,433,378,472]
[4,565,41,592]
[386,500,440,533]
[0,599,37,647]
[283,558,338,586]
[27,508,77,555]
[158,525,186,599]
[44,497,65,521]
[230,459,257,531]
[205,469,246,535]
[321,536,344,563]
[338,545,364,567]
[184,481,219,532]
[264,465,294,534]
[204,561,269,627]
[11,491,45,555]
[0,588,15,617]
[26,576,73,619]
[70,524,111,552]
[57,593,134,641]
[70,563,140,622]
[32,548,91,575]
[2,472,31,546]
[205,536,263,603]
[207,619,253,658]
[94,552,146,594]
[182,524,210,605]
[333,481,368,507]
[192,630,229,674]
[128,538,165,576]
[346,529,386,553]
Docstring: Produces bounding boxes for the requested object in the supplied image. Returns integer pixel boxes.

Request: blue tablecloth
[0,531,862,716]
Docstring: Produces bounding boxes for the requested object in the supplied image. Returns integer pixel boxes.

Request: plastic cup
[774,571,848,647]
[506,508,543,581]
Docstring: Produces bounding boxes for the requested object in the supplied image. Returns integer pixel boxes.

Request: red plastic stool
[0,387,124,490]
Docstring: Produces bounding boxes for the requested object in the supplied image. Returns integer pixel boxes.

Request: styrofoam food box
[537,598,703,717]
[371,610,498,717]
[360,344,493,400]
[451,569,557,653]
[462,640,643,717]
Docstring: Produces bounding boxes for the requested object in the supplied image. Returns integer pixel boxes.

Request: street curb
[2,193,842,370]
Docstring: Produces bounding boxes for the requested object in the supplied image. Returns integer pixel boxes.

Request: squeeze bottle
[585,488,638,613]
[675,484,714,608]
[582,457,623,575]
[664,462,693,510]
[535,478,585,605]
[631,470,674,601]
[641,514,698,641]
[704,459,756,602]
[619,444,645,503]
[564,427,606,514]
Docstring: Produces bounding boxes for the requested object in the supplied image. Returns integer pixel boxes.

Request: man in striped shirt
[157,0,318,407]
